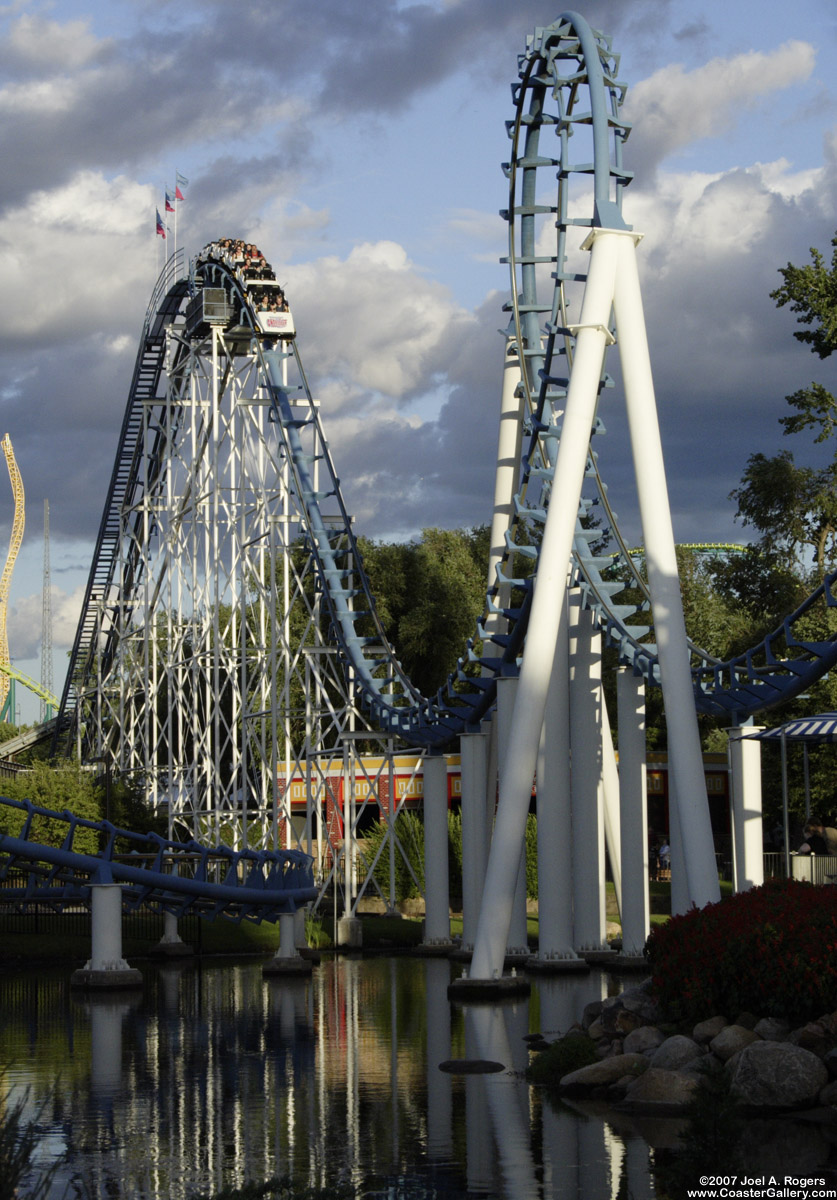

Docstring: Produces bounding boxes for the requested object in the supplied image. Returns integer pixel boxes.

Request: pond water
[2,955,662,1199]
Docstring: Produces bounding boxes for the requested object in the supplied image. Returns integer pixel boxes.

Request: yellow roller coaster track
[0,434,24,713]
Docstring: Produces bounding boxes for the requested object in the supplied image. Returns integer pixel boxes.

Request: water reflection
[0,957,657,1198]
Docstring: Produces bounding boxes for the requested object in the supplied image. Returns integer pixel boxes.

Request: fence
[0,894,205,952]
[763,853,837,884]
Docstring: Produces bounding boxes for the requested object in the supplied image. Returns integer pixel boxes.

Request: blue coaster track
[55,12,837,766]
[0,798,316,920]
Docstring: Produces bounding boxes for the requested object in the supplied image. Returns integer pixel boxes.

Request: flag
[175,184,185,202]
[156,209,166,238]
[165,190,175,213]
[176,171,189,187]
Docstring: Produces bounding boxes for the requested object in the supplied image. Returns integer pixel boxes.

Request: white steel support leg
[729,728,764,892]
[89,884,130,971]
[669,773,690,917]
[496,676,529,958]
[534,588,580,963]
[600,693,622,916]
[460,731,489,952]
[71,883,142,989]
[570,597,608,954]
[423,754,452,946]
[469,230,621,981]
[612,231,720,909]
[617,668,649,957]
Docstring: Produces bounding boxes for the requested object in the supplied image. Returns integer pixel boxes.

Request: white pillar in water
[570,596,608,954]
[470,230,622,981]
[729,728,764,891]
[422,754,452,946]
[600,689,622,915]
[496,676,529,958]
[534,585,581,964]
[469,227,719,981]
[612,230,719,909]
[71,883,143,989]
[460,730,489,952]
[617,667,650,957]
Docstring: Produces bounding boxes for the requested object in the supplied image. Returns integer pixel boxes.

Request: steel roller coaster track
[55,11,837,763]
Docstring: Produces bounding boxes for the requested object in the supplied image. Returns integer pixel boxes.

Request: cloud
[285,240,476,398]
[624,41,816,180]
[7,583,84,659]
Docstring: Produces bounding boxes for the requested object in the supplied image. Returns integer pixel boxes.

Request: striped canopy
[744,714,837,743]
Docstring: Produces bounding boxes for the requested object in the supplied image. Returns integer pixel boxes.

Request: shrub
[525,1032,598,1084]
[646,877,837,1025]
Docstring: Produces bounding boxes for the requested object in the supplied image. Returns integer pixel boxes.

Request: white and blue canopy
[742,714,837,744]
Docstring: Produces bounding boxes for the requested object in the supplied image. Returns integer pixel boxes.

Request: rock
[819,1078,837,1105]
[623,1026,666,1056]
[789,1021,829,1057]
[558,1052,650,1094]
[735,1011,759,1030]
[619,985,662,1025]
[649,1035,703,1071]
[587,1018,606,1040]
[753,1017,790,1042]
[682,1054,723,1077]
[621,1066,700,1109]
[726,1041,828,1108]
[581,1000,604,1030]
[819,1011,837,1039]
[614,1008,644,1035]
[692,1015,727,1044]
[710,1024,759,1062]
[823,1047,837,1079]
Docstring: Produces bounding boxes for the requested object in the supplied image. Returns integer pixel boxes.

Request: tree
[0,760,103,855]
[722,233,837,595]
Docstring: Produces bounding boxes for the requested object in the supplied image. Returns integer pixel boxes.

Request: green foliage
[524,814,538,899]
[771,233,837,359]
[646,878,837,1025]
[363,810,426,901]
[0,760,102,856]
[446,808,463,899]
[525,1032,598,1084]
[358,526,489,695]
[652,1064,745,1199]
[729,448,837,579]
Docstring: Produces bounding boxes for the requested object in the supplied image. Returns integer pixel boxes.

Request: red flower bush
[645,878,837,1025]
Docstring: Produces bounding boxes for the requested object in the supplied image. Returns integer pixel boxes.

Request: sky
[2,0,837,721]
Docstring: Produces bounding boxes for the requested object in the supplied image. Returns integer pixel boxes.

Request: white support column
[496,676,529,959]
[617,668,650,959]
[569,596,608,956]
[729,728,764,892]
[467,229,622,984]
[600,692,622,915]
[71,883,143,989]
[612,231,720,909]
[531,585,585,969]
[264,909,313,976]
[460,731,489,953]
[151,909,193,959]
[422,754,452,948]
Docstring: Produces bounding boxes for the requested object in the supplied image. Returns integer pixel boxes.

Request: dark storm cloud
[0,0,675,211]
